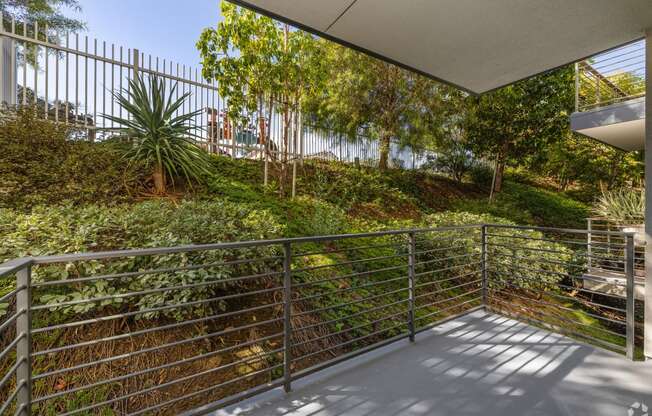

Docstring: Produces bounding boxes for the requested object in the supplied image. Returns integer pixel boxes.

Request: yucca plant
[103,75,212,194]
[593,188,644,224]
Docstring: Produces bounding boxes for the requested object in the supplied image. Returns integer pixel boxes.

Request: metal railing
[575,39,645,112]
[0,17,434,170]
[0,224,641,415]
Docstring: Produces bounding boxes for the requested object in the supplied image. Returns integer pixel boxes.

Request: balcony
[571,40,646,151]
[0,224,645,415]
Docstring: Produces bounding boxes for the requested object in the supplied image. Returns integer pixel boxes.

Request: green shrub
[0,107,143,209]
[0,200,284,320]
[593,188,644,224]
[469,164,493,189]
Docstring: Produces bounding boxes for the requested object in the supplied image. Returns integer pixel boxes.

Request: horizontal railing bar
[130,368,285,416]
[34,346,284,404]
[414,234,481,246]
[292,265,408,289]
[0,334,24,363]
[34,329,283,381]
[0,358,22,391]
[415,289,482,311]
[486,223,632,237]
[0,309,23,334]
[293,310,407,348]
[32,278,284,311]
[486,232,624,248]
[490,262,627,288]
[415,271,479,289]
[413,252,479,267]
[489,286,625,325]
[60,362,284,416]
[294,242,405,257]
[292,253,408,273]
[489,299,626,352]
[414,297,483,321]
[489,251,588,270]
[487,242,571,256]
[489,288,625,338]
[293,322,407,362]
[413,244,471,256]
[292,275,407,303]
[414,260,483,277]
[487,266,629,302]
[33,316,283,357]
[33,300,283,334]
[0,286,24,303]
[415,279,483,300]
[294,287,409,317]
[33,255,283,287]
[0,380,23,416]
[0,258,32,279]
[32,225,483,264]
[293,298,409,333]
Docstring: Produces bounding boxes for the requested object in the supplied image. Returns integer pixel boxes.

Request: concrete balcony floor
[217,310,652,416]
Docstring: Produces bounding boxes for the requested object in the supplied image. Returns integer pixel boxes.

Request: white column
[0,36,16,106]
[645,29,652,359]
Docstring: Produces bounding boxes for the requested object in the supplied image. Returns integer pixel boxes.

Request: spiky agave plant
[103,75,212,194]
[593,188,644,224]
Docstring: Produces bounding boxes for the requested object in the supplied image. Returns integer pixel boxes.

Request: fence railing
[575,39,646,112]
[0,17,434,170]
[0,224,641,415]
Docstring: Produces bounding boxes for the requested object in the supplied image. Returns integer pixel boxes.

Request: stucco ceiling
[228,0,652,94]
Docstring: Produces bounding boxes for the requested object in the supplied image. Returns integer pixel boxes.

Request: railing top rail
[485,223,634,237]
[0,257,33,278]
[29,224,482,265]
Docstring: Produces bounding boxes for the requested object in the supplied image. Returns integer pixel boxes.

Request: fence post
[481,225,488,309]
[407,232,416,342]
[625,233,635,360]
[16,265,32,416]
[282,242,293,392]
[132,48,140,82]
[0,26,16,106]
[587,218,593,272]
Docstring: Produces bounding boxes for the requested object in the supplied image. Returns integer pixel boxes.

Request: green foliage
[454,182,589,229]
[0,107,142,209]
[593,188,644,223]
[103,75,213,194]
[469,163,493,189]
[0,200,283,319]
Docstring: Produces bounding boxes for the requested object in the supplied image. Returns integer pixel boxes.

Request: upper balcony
[571,40,646,151]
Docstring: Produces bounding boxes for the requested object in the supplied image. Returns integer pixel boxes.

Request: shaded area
[220,311,652,416]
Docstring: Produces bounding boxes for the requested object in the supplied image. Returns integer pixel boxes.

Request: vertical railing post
[132,48,140,83]
[282,242,293,392]
[481,225,488,309]
[625,233,636,360]
[407,232,416,342]
[16,265,32,416]
[587,218,593,272]
[0,24,17,107]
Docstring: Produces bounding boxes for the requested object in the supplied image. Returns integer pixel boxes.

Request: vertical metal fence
[0,224,642,415]
[0,17,435,170]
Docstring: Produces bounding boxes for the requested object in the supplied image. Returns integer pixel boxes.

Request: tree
[103,75,213,195]
[2,0,84,43]
[306,42,449,171]
[197,0,326,196]
[464,66,574,197]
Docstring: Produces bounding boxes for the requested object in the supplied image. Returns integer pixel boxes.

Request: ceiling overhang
[228,0,652,95]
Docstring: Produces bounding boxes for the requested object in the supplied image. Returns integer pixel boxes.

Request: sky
[70,0,224,70]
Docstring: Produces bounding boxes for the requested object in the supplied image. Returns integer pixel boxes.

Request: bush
[0,200,284,320]
[469,163,493,189]
[0,107,143,209]
[593,188,644,224]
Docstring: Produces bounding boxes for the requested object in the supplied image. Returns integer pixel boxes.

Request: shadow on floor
[217,311,652,416]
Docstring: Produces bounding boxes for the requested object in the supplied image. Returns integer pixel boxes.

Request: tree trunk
[153,163,166,195]
[489,142,509,201]
[379,135,391,171]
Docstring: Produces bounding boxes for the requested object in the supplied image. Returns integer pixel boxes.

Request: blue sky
[72,0,224,70]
